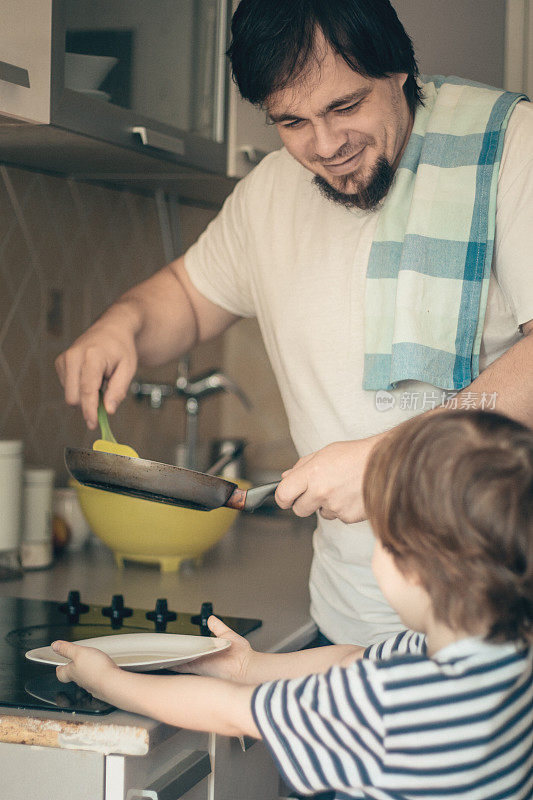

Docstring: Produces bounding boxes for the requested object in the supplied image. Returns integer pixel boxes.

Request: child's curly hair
[363,410,533,643]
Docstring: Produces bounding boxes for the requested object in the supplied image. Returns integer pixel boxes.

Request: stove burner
[0,592,261,715]
[102,595,133,629]
[191,602,214,636]
[146,599,177,632]
[58,590,89,624]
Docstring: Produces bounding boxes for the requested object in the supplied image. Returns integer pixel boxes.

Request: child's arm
[52,640,260,738]
[52,617,364,734]
[172,616,365,683]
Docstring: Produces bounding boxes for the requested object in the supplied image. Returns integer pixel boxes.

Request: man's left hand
[275,437,380,523]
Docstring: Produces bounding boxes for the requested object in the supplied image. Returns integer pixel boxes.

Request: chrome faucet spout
[130,368,252,469]
[176,369,252,410]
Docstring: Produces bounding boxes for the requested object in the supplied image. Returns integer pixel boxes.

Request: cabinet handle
[125,750,211,800]
[239,146,269,166]
[0,60,30,88]
[131,127,185,156]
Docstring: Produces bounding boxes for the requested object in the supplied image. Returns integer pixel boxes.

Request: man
[56,0,533,646]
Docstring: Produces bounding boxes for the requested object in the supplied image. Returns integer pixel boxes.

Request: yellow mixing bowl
[73,478,251,572]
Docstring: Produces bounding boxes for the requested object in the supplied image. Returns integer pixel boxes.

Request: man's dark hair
[227,0,423,115]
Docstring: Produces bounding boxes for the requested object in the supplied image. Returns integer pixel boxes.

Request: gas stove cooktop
[0,591,261,715]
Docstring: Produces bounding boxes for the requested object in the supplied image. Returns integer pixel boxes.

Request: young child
[53,409,533,799]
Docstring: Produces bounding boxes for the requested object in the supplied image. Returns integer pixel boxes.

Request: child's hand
[172,616,254,683]
[52,640,120,701]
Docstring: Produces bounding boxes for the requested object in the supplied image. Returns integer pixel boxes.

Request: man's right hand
[55,316,139,430]
[55,258,240,429]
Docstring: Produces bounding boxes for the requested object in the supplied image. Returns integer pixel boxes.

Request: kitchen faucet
[130,368,251,470]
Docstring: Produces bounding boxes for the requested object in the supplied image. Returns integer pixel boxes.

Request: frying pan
[64,448,280,512]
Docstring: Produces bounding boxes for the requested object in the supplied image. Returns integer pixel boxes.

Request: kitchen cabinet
[0,728,280,800]
[105,731,211,800]
[0,0,280,201]
[211,735,282,800]
[1,742,105,800]
[0,729,211,800]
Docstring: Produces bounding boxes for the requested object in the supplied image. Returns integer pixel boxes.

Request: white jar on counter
[53,486,91,551]
[21,466,55,569]
[0,440,24,558]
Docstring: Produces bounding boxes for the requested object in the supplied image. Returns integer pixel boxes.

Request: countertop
[0,512,316,754]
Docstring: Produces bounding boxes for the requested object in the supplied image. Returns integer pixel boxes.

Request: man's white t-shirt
[184,100,533,646]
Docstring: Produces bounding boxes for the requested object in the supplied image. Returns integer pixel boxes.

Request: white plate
[26,633,231,672]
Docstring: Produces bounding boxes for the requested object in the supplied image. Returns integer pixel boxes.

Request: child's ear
[402,561,424,587]
[409,574,425,590]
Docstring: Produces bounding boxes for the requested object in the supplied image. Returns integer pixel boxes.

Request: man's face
[267,42,413,210]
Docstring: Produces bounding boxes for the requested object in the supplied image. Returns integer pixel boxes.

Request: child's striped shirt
[252,632,533,799]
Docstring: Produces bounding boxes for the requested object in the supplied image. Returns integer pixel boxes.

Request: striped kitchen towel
[363,76,526,391]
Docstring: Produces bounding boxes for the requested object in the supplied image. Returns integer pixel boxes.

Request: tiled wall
[0,164,295,485]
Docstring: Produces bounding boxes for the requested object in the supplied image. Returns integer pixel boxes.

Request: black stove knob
[58,590,89,624]
[102,595,133,629]
[146,599,177,632]
[191,601,214,636]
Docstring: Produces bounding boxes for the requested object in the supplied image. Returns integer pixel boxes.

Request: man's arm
[275,321,533,522]
[55,256,239,429]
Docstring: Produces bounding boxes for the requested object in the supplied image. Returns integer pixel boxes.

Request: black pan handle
[226,482,280,512]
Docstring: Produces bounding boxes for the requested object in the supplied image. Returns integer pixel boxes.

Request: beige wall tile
[0,165,291,485]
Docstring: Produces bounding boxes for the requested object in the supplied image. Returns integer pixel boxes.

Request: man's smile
[322,146,366,175]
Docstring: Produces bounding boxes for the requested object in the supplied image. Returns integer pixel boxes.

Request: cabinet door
[63,0,227,142]
[0,741,105,800]
[0,0,52,123]
[106,730,210,800]
[211,735,281,800]
[226,84,281,178]
[225,0,281,177]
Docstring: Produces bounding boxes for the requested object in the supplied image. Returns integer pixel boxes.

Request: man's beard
[312,155,394,211]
